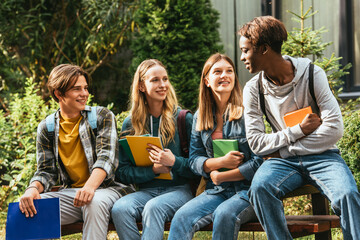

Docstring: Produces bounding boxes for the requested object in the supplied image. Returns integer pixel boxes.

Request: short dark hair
[238,16,287,54]
[47,64,91,102]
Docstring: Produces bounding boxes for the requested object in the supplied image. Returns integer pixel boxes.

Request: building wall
[210,0,261,87]
[211,0,359,95]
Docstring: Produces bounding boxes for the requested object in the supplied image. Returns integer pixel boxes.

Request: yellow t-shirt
[59,113,90,188]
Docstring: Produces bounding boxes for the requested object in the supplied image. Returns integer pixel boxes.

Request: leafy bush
[0,0,137,111]
[115,110,130,136]
[337,111,360,190]
[129,0,223,111]
[283,196,312,215]
[0,79,57,211]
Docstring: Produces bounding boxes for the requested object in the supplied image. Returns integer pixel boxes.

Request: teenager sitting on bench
[19,64,134,240]
[239,16,360,239]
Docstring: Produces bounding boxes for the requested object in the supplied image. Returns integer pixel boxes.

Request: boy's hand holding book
[300,113,322,135]
[283,106,322,135]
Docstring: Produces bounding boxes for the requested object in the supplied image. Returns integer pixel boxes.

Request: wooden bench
[59,185,340,239]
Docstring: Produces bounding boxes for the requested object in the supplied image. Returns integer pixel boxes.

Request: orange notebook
[283,106,312,127]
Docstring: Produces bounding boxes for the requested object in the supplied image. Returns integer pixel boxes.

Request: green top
[115,108,196,189]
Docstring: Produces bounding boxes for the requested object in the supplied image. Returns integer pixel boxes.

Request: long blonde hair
[196,53,243,131]
[129,59,178,146]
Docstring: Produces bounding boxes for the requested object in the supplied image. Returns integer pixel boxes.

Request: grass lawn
[47,230,345,240]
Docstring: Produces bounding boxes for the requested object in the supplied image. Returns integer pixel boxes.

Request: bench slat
[61,215,340,236]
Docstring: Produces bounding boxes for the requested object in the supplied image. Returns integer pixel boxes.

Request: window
[354,0,360,87]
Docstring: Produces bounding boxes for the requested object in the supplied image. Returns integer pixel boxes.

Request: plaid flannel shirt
[30,106,134,196]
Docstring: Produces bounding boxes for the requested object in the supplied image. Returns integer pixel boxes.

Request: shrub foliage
[129,0,223,111]
[337,111,360,190]
[0,79,57,210]
[0,0,137,109]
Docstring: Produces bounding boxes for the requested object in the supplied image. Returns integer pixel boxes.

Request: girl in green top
[111,59,195,240]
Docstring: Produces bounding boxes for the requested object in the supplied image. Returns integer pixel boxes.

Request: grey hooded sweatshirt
[243,55,343,158]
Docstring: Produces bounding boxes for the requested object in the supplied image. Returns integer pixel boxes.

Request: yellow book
[283,106,312,127]
[126,136,172,180]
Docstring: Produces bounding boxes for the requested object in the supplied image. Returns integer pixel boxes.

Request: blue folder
[6,198,61,240]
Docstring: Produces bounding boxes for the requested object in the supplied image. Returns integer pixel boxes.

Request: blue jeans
[168,188,257,240]
[111,184,192,240]
[249,150,360,240]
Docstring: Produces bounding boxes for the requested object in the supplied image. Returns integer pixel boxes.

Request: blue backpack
[45,106,97,138]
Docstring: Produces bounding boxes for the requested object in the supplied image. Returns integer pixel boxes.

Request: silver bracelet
[25,185,39,192]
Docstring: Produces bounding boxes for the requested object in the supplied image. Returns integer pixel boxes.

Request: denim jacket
[30,106,134,195]
[189,110,263,199]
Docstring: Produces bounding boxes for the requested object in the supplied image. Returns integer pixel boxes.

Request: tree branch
[84,19,132,74]
[52,33,73,64]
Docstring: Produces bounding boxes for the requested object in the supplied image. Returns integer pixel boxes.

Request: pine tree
[282,0,358,113]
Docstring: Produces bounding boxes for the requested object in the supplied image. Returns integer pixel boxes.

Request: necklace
[265,73,277,84]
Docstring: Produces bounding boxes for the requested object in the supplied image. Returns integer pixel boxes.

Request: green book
[119,134,151,166]
[213,139,239,171]
[119,138,136,165]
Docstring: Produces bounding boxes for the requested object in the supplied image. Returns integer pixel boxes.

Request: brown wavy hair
[47,64,90,102]
[196,53,243,131]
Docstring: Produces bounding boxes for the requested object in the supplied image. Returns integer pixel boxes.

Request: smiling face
[205,59,235,95]
[239,36,264,74]
[56,75,89,118]
[140,64,169,104]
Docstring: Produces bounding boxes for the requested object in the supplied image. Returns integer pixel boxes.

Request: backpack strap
[308,63,320,112]
[45,106,98,141]
[87,106,97,131]
[258,63,320,131]
[45,112,56,141]
[258,76,277,132]
[45,113,55,133]
[177,109,191,158]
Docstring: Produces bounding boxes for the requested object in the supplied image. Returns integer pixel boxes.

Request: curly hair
[238,16,287,54]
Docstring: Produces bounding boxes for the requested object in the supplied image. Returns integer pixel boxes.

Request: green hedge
[337,110,360,190]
